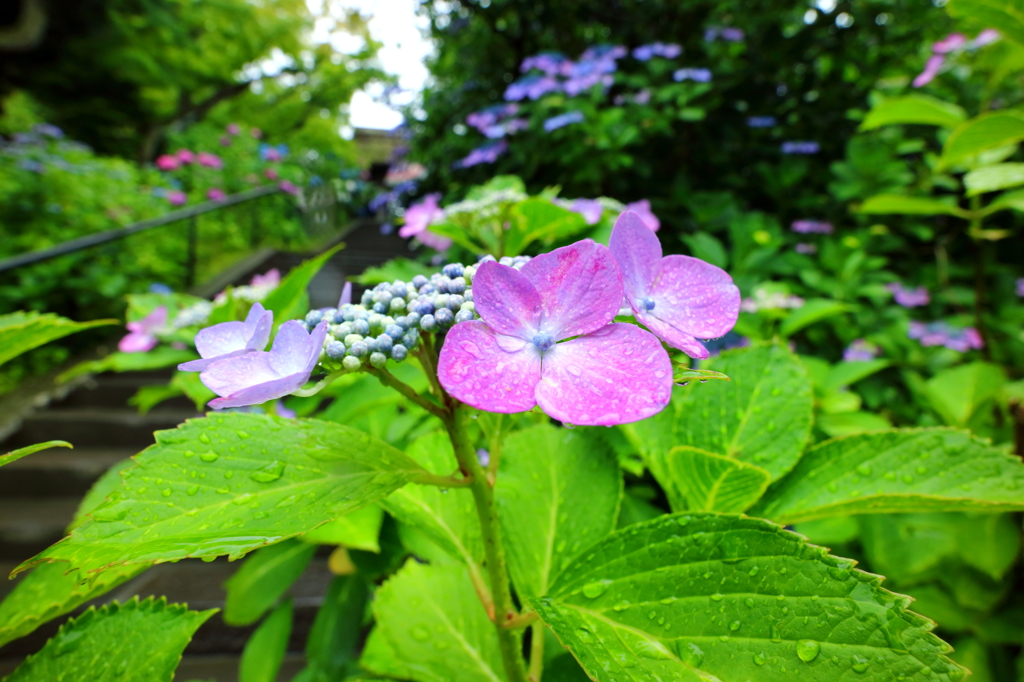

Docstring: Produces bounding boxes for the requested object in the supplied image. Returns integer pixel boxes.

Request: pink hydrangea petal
[637,312,710,360]
[416,230,453,251]
[142,306,168,332]
[519,240,622,339]
[649,254,740,339]
[118,332,157,353]
[438,321,541,414]
[194,321,250,358]
[535,323,672,425]
[201,352,281,398]
[609,210,661,305]
[472,262,542,338]
[209,372,309,409]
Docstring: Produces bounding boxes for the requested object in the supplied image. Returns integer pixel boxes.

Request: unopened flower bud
[344,334,364,346]
[412,274,428,289]
[385,324,405,340]
[375,290,393,306]
[442,263,465,278]
[403,329,419,349]
[420,314,438,331]
[303,310,320,326]
[326,340,346,360]
[374,335,394,354]
[342,355,362,370]
[369,351,387,368]
[464,289,473,302]
[460,301,475,313]
[390,282,408,298]
[455,309,475,323]
[435,308,455,328]
[447,295,464,311]
[448,277,466,295]
[349,340,369,357]
[332,322,354,337]
[405,311,421,327]
[389,297,406,312]
[478,255,497,264]
[419,283,437,295]
[392,344,408,361]
[499,256,514,266]
[372,301,387,314]
[352,319,370,336]
[434,294,451,310]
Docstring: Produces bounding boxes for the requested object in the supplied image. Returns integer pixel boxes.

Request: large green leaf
[753,429,1024,524]
[506,198,589,256]
[362,561,507,682]
[261,244,344,325]
[0,311,115,368]
[0,441,71,469]
[965,162,1024,196]
[948,0,1024,48]
[3,597,215,682]
[857,194,969,218]
[779,298,849,337]
[239,599,293,682]
[654,445,771,513]
[859,95,968,130]
[939,111,1024,169]
[924,363,1005,427]
[627,343,813,481]
[301,504,384,551]
[982,188,1024,214]
[530,513,964,682]
[15,413,427,575]
[380,431,482,566]
[224,539,316,626]
[819,359,890,393]
[495,425,622,599]
[816,411,892,438]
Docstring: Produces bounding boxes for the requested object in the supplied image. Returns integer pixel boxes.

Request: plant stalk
[527,621,545,682]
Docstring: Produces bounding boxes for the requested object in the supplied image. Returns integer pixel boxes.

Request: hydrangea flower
[887,282,929,308]
[399,193,451,251]
[280,180,300,196]
[167,190,188,206]
[973,29,1000,47]
[625,200,660,231]
[610,212,740,359]
[543,111,585,132]
[438,240,673,425]
[520,52,569,76]
[673,68,712,82]
[791,220,833,234]
[795,243,817,254]
[155,155,180,171]
[265,168,280,180]
[197,152,223,169]
[909,321,983,352]
[207,188,226,201]
[179,303,273,372]
[568,198,604,225]
[466,104,520,132]
[1016,277,1024,297]
[843,339,879,362]
[932,33,967,54]
[747,116,777,128]
[504,74,561,101]
[782,141,820,154]
[455,141,508,169]
[227,123,241,135]
[200,320,328,409]
[119,306,167,353]
[632,43,682,60]
[913,55,945,88]
[176,149,195,164]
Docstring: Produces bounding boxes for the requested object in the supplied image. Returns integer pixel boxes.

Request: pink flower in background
[264,168,280,181]
[887,282,930,308]
[219,136,232,147]
[176,149,195,164]
[438,240,673,425]
[974,29,1000,47]
[119,306,167,353]
[167,191,188,206]
[227,123,241,135]
[207,188,226,201]
[399,193,450,250]
[932,33,967,54]
[155,155,180,171]
[843,339,879,362]
[610,211,740,359]
[1016,277,1024,297]
[197,152,223,169]
[201,320,328,409]
[250,269,281,289]
[624,199,660,232]
[179,303,273,372]
[251,127,263,139]
[791,220,834,234]
[569,198,604,225]
[279,180,300,196]
[264,148,283,162]
[913,55,946,87]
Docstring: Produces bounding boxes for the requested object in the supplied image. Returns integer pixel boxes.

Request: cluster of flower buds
[309,257,532,373]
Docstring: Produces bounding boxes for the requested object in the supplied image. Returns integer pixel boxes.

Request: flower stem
[527,621,545,682]
[370,368,447,419]
[443,404,529,682]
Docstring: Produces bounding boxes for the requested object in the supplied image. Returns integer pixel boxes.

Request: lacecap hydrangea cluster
[308,257,532,372]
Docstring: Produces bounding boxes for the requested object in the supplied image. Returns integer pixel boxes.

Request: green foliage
[239,599,294,682]
[924,363,1005,427]
[964,162,1024,195]
[362,561,508,682]
[531,513,965,682]
[224,539,315,626]
[59,348,198,384]
[495,424,622,599]
[754,429,1024,523]
[301,504,384,551]
[939,111,1024,169]
[297,575,370,682]
[654,445,770,513]
[857,194,969,217]
[0,311,115,367]
[859,95,968,130]
[948,0,1024,46]
[0,440,71,469]
[262,244,344,325]
[16,413,427,574]
[2,597,215,682]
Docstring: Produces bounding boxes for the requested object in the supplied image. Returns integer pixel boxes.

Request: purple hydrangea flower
[625,200,660,232]
[504,74,562,101]
[795,243,817,254]
[782,141,820,154]
[399,193,451,251]
[569,198,604,225]
[973,29,1000,47]
[609,211,740,359]
[198,152,223,169]
[33,124,64,138]
[438,240,673,425]
[119,306,168,353]
[705,27,745,42]
[791,220,833,234]
[913,55,945,88]
[543,111,585,132]
[843,339,879,362]
[674,68,713,82]
[207,188,226,201]
[932,33,967,54]
[167,190,188,206]
[201,320,329,409]
[455,141,508,168]
[632,42,683,61]
[887,283,930,308]
[908,321,984,352]
[179,303,273,371]
[466,104,520,131]
[747,116,777,127]
[1016,277,1024,297]
[520,52,570,76]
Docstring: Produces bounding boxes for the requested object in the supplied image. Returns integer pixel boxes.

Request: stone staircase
[0,220,410,680]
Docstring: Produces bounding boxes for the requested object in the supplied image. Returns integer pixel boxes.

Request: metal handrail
[0,184,283,275]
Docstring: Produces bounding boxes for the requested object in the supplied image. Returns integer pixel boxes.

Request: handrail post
[186,216,198,288]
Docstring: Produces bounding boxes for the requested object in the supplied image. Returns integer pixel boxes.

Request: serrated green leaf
[58,348,198,384]
[0,312,115,368]
[262,244,344,325]
[363,561,507,682]
[530,513,965,682]
[672,367,730,384]
[240,599,293,682]
[859,95,968,130]
[816,411,892,438]
[857,194,969,217]
[380,431,482,566]
[939,111,1024,169]
[506,198,589,256]
[300,504,384,551]
[16,413,427,575]
[301,575,370,681]
[224,539,316,626]
[925,362,1005,427]
[70,458,137,531]
[0,441,71,469]
[3,597,215,682]
[753,429,1024,524]
[779,298,849,337]
[654,446,770,513]
[628,343,813,482]
[949,0,1024,47]
[495,425,621,599]
[965,162,1024,196]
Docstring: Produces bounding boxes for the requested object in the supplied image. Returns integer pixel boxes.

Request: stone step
[3,409,198,450]
[0,447,133,498]
[53,373,192,412]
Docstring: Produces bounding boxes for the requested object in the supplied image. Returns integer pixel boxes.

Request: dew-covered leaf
[672,367,730,384]
[530,513,965,682]
[653,446,770,513]
[239,599,293,682]
[362,561,507,682]
[753,429,1024,524]
[628,343,813,482]
[301,504,384,551]
[495,425,621,599]
[15,413,426,575]
[224,539,315,626]
[0,312,115,368]
[0,441,71,469]
[2,597,215,682]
